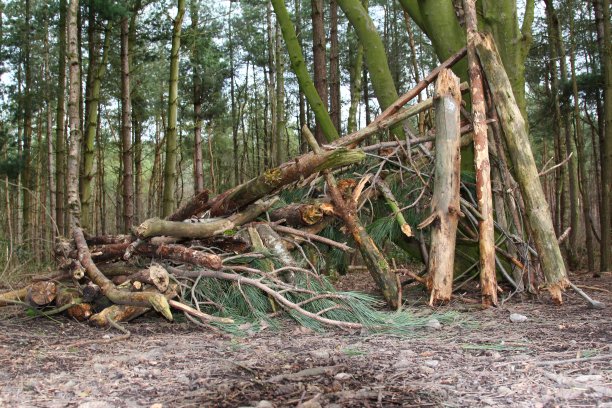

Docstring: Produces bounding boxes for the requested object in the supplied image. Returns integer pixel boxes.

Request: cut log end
[434,69,461,105]
[27,281,58,307]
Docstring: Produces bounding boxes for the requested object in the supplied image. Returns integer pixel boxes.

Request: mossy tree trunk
[476,33,569,303]
[271,0,339,142]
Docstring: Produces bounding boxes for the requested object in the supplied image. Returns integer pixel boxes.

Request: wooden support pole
[476,32,569,303]
[303,125,401,309]
[418,69,463,305]
[463,0,497,307]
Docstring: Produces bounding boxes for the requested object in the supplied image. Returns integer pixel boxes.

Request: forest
[0,0,609,309]
[0,0,611,406]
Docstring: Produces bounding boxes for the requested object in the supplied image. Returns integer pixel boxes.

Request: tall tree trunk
[275,22,285,165]
[120,17,134,232]
[161,0,185,217]
[546,0,580,267]
[294,0,306,152]
[190,0,204,194]
[329,0,341,133]
[463,0,497,306]
[311,0,328,143]
[228,2,239,184]
[82,19,110,232]
[598,0,611,273]
[267,0,278,164]
[43,10,56,242]
[347,21,364,133]
[129,1,142,225]
[22,0,32,248]
[66,0,82,227]
[271,0,339,142]
[569,3,594,273]
[56,0,67,237]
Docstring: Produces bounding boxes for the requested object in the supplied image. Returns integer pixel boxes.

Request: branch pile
[2,34,599,330]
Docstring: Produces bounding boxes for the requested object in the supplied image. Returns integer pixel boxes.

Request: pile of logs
[2,29,599,329]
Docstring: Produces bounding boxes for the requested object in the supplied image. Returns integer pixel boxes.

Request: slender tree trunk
[275,22,285,165]
[161,0,185,217]
[546,0,580,267]
[190,0,204,194]
[120,17,134,232]
[271,0,339,142]
[82,20,110,232]
[66,0,81,227]
[43,11,56,242]
[569,2,595,273]
[129,2,142,224]
[56,0,67,237]
[22,0,32,248]
[266,1,278,165]
[598,0,611,272]
[463,0,497,306]
[311,0,328,143]
[347,20,364,133]
[228,2,239,184]
[329,0,341,133]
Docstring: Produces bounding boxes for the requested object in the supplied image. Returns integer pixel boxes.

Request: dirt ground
[0,270,610,408]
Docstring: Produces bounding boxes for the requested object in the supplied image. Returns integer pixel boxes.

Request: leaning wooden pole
[303,126,401,310]
[463,0,497,307]
[476,32,569,303]
[418,69,462,305]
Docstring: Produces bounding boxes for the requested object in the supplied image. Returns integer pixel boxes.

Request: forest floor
[0,269,610,408]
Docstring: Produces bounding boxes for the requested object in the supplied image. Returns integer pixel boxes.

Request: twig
[533,353,612,366]
[168,299,234,324]
[271,224,354,252]
[538,152,573,177]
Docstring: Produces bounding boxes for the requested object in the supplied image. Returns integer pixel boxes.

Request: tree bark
[190,0,205,194]
[418,69,462,305]
[311,0,328,143]
[476,33,569,303]
[162,0,185,217]
[82,21,111,232]
[271,0,339,142]
[329,0,341,133]
[121,16,134,232]
[55,0,67,236]
[463,0,497,307]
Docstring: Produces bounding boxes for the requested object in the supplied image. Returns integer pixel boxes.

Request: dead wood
[269,203,326,227]
[127,264,170,293]
[27,281,58,307]
[418,69,462,305]
[55,287,93,321]
[304,126,401,310]
[136,198,278,240]
[271,224,354,252]
[0,287,29,307]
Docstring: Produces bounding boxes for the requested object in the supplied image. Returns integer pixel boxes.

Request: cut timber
[0,287,28,307]
[303,126,401,309]
[27,281,57,307]
[55,287,92,321]
[476,32,569,303]
[73,228,173,320]
[269,203,325,227]
[209,148,365,216]
[136,198,277,239]
[418,69,462,305]
[89,285,178,327]
[463,0,497,307]
[127,264,170,293]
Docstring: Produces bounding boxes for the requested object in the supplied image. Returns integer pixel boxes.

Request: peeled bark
[418,69,462,305]
[463,0,497,307]
[476,33,569,303]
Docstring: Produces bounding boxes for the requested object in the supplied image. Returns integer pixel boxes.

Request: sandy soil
[0,271,610,408]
